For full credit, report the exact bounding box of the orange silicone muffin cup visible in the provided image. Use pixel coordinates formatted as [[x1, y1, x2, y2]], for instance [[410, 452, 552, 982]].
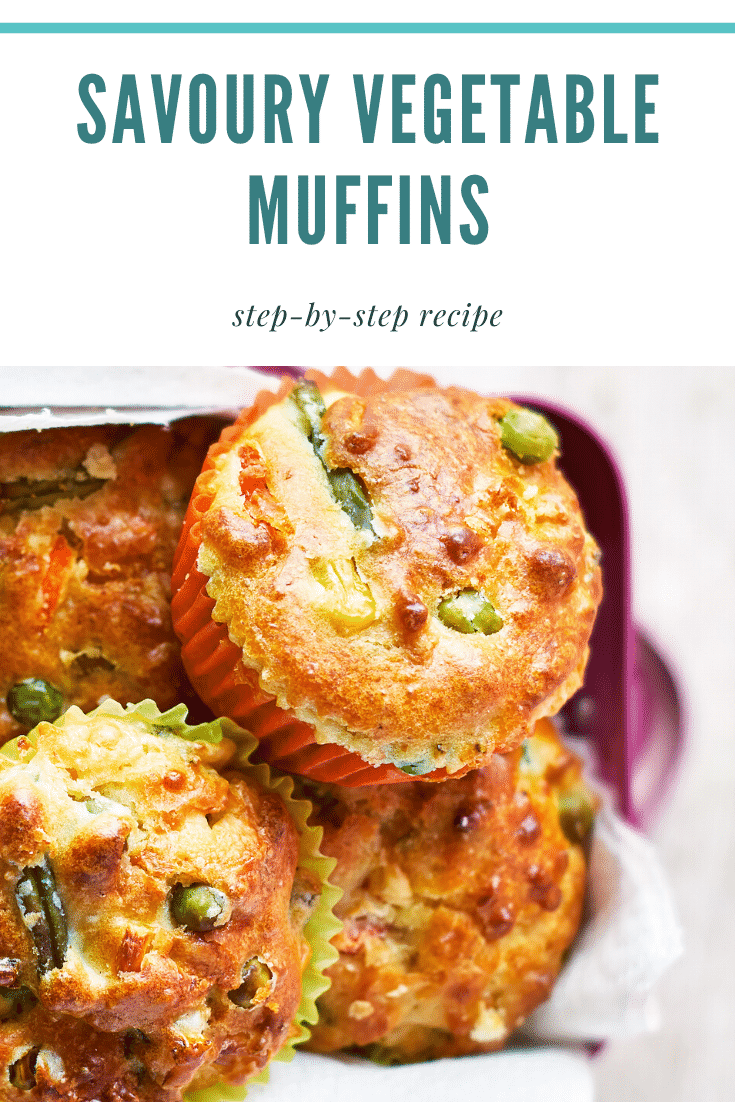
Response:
[[171, 367, 471, 787]]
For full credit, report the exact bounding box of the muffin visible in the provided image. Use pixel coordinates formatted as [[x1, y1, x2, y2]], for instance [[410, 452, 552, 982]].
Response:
[[172, 369, 602, 783], [304, 718, 595, 1062], [0, 701, 319, 1099], [0, 420, 218, 742]]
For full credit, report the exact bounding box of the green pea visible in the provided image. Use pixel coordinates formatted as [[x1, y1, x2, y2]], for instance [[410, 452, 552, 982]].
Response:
[[229, 958, 273, 1008], [438, 590, 503, 635], [9, 1048, 39, 1091], [558, 789, 596, 844], [170, 883, 229, 933], [499, 408, 559, 464], [327, 469, 374, 531], [7, 679, 64, 728], [472, 600, 505, 635]]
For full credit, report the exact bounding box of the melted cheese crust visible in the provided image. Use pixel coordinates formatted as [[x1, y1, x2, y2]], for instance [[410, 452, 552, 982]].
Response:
[[0, 421, 218, 741], [305, 719, 589, 1060], [200, 384, 602, 774], [0, 710, 304, 1097]]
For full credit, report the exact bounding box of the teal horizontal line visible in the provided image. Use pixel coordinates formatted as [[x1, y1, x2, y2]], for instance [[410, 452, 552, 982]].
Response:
[[0, 22, 734, 34]]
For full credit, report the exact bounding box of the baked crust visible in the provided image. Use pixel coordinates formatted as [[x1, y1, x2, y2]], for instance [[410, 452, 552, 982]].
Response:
[[304, 718, 590, 1060], [0, 421, 217, 741], [197, 380, 602, 774], [0, 709, 305, 1098]]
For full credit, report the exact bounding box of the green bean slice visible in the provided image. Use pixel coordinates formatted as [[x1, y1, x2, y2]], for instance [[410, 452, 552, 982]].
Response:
[[170, 883, 228, 933], [9, 1048, 39, 1091], [290, 380, 374, 533], [1, 475, 105, 513], [34, 859, 69, 968], [16, 857, 68, 973], [16, 874, 54, 973], [289, 379, 327, 444], [7, 678, 64, 727], [438, 589, 503, 635], [498, 408, 558, 464], [327, 468, 374, 531]]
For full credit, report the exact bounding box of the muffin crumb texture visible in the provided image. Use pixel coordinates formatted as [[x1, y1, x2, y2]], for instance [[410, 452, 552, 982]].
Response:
[[304, 718, 592, 1062], [0, 420, 219, 742], [194, 378, 602, 775], [0, 707, 306, 1099]]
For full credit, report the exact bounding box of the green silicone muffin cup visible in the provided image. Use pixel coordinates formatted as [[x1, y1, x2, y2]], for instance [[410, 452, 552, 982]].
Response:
[[1, 698, 342, 1102]]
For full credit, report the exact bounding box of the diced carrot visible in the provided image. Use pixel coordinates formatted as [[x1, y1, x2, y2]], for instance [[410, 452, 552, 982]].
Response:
[[238, 444, 269, 498], [40, 535, 75, 626]]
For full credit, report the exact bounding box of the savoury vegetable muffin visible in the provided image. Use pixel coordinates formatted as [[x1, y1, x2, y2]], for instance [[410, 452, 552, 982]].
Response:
[[304, 718, 595, 1062], [0, 420, 218, 742], [0, 703, 314, 1099], [173, 370, 602, 782]]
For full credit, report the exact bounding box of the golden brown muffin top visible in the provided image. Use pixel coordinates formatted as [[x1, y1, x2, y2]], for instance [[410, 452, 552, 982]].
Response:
[[198, 377, 602, 775], [305, 718, 594, 1061], [0, 1004, 216, 1102], [0, 707, 306, 1097], [0, 420, 218, 741]]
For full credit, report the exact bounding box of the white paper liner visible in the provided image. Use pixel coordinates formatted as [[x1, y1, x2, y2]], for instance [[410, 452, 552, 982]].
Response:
[[241, 798, 682, 1102], [527, 806, 683, 1042], [0, 381, 685, 1099], [0, 366, 278, 430], [246, 1049, 595, 1102], [0, 406, 240, 431], [524, 733, 683, 1043]]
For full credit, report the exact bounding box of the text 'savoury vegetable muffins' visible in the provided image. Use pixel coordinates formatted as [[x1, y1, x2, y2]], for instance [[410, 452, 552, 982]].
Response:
[[172, 369, 602, 785], [304, 718, 596, 1062], [0, 701, 335, 1101], [0, 420, 219, 742]]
